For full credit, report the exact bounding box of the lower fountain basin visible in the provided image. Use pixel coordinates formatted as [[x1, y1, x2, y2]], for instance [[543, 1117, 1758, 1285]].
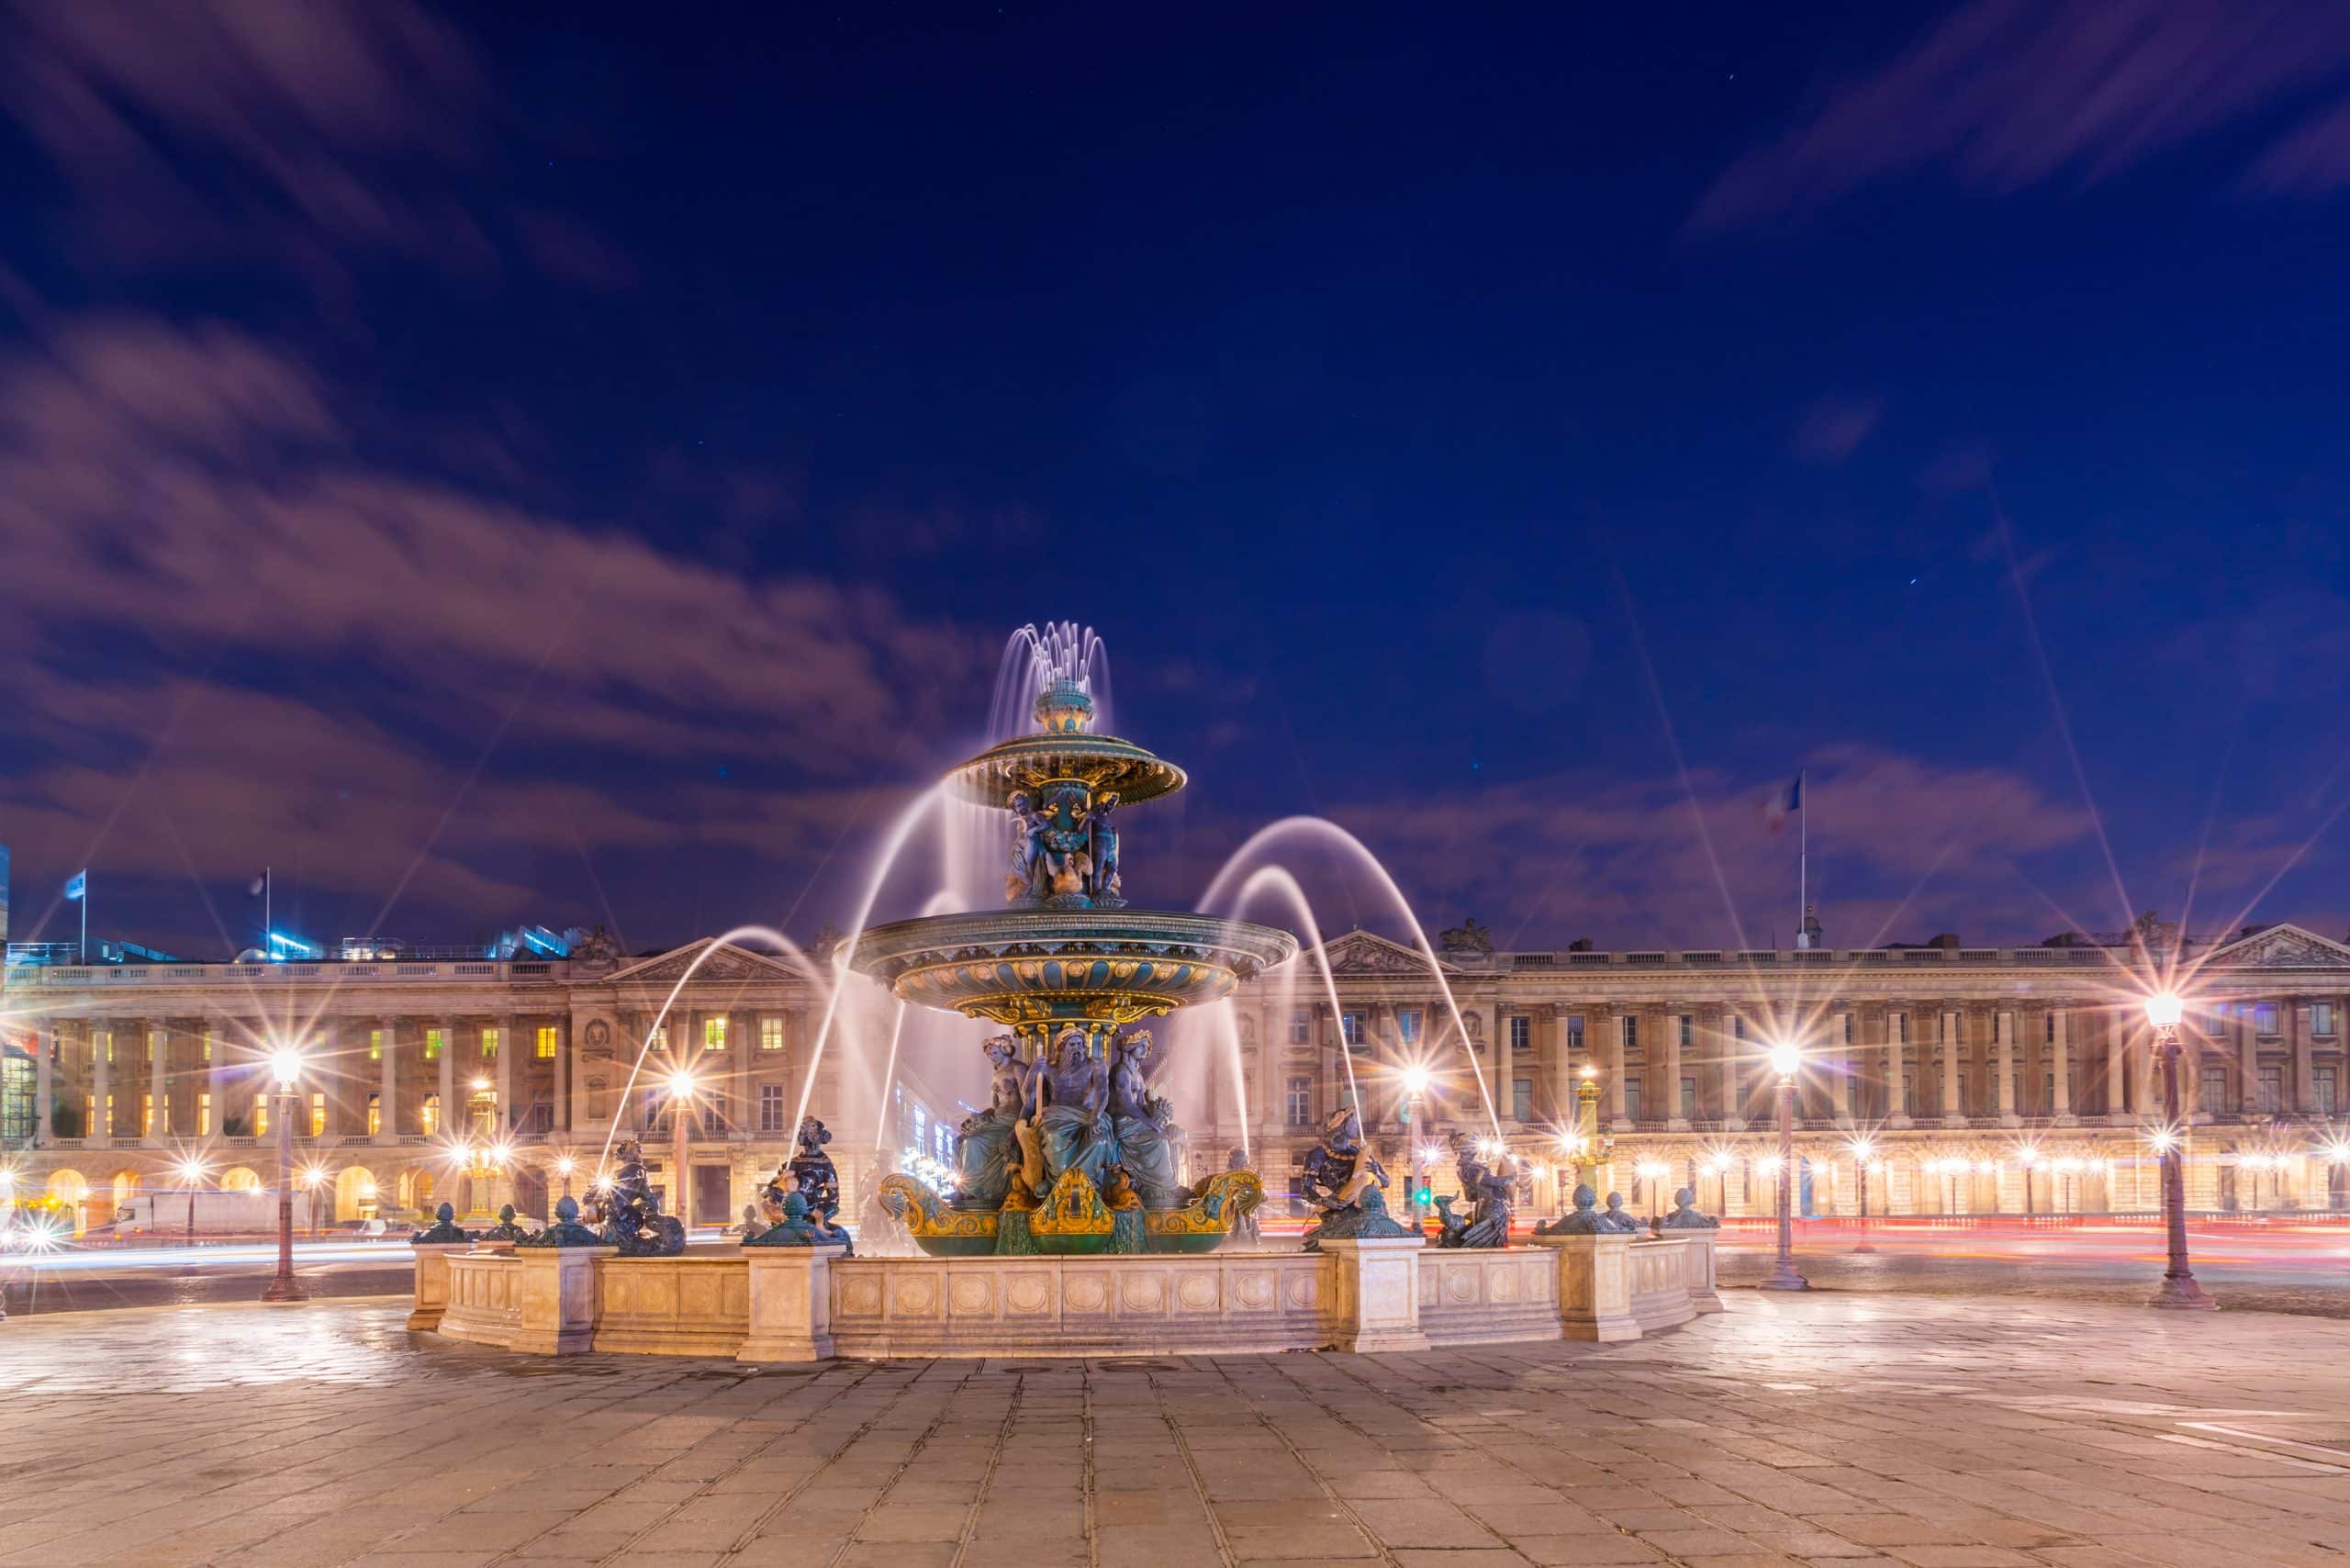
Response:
[[848, 908, 1296, 1028], [879, 1169, 1262, 1257]]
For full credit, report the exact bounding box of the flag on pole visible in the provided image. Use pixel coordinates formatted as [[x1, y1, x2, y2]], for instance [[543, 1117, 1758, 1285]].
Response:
[[1761, 776, 1803, 834], [62, 869, 86, 901], [247, 874, 267, 897]]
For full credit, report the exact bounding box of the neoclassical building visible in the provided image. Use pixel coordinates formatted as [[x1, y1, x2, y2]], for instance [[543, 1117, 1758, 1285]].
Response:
[[6, 920, 2350, 1228]]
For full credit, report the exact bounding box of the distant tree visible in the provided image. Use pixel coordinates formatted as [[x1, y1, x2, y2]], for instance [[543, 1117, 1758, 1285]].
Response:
[[222, 1114, 250, 1137], [49, 1103, 83, 1138]]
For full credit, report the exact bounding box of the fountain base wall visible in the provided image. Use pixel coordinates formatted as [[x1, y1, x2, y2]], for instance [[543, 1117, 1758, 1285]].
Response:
[[426, 1232, 1715, 1360]]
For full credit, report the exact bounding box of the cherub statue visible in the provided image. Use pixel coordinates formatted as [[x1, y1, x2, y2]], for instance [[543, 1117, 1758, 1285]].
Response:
[[1600, 1192, 1646, 1234], [1224, 1146, 1262, 1246], [1433, 1140, 1514, 1249], [1005, 790, 1050, 903], [1036, 782, 1094, 900], [1659, 1186, 1719, 1230], [1533, 1182, 1607, 1236], [1300, 1106, 1412, 1250], [1089, 790, 1124, 903], [1102, 1164, 1144, 1211]]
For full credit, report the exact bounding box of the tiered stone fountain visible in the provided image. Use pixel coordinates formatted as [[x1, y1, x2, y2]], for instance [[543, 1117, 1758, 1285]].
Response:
[[852, 676, 1294, 1255]]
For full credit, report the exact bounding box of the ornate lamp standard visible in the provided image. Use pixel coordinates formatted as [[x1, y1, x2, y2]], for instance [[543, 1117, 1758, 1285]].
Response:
[[173, 1153, 208, 1248], [298, 1163, 330, 1238], [1847, 1137, 1876, 1252], [1399, 1065, 1430, 1226], [554, 1153, 577, 1204], [2145, 992, 2215, 1310], [1763, 1040, 1808, 1290], [665, 1068, 699, 1232], [261, 1047, 308, 1304], [1575, 1063, 1602, 1188]]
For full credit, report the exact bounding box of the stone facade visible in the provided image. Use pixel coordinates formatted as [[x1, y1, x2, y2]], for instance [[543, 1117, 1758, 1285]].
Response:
[[9, 923, 2350, 1225]]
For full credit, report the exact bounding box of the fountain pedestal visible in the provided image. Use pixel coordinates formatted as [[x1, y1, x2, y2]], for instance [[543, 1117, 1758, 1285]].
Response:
[[740, 1245, 846, 1362], [510, 1246, 614, 1355], [1321, 1237, 1431, 1353], [406, 1242, 471, 1331]]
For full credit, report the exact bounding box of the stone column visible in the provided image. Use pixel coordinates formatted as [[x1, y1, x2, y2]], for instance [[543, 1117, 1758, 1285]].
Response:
[[1487, 1000, 1508, 1128], [2104, 1010, 2131, 1125], [1607, 1010, 1631, 1129], [205, 1017, 225, 1139], [32, 1019, 53, 1148], [1718, 1008, 1745, 1130], [2291, 997, 2315, 1114], [1940, 1008, 1964, 1127], [91, 1022, 111, 1146], [2237, 1003, 2259, 1115], [1548, 1003, 1573, 1123], [1882, 1008, 1910, 1128], [498, 1014, 517, 1140], [2051, 1006, 2074, 1124], [144, 1017, 164, 1144], [1660, 1006, 1686, 1129], [378, 1016, 399, 1143], [439, 1016, 457, 1139], [1996, 1008, 2019, 1126], [553, 1018, 570, 1133], [1830, 1009, 1853, 1126]]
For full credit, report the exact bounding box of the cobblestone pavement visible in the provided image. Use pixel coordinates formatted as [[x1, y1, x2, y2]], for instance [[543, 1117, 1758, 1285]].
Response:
[[9, 1294, 2350, 1568]]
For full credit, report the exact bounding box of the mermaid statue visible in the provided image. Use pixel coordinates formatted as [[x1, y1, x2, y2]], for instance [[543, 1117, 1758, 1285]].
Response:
[[951, 1035, 1032, 1209]]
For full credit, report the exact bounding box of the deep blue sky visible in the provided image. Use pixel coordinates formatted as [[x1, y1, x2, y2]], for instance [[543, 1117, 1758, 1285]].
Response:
[[3, 1, 2349, 959]]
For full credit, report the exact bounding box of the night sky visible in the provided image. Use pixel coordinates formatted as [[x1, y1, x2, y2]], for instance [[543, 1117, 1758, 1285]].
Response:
[[5, 2, 2350, 962]]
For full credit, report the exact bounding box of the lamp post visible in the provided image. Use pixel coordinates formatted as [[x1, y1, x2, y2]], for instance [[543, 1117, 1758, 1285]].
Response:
[[666, 1069, 698, 1233], [2146, 993, 2214, 1310], [261, 1047, 308, 1304], [1399, 1066, 1429, 1226], [1763, 1040, 1807, 1290], [1848, 1138, 1875, 1252], [554, 1154, 576, 1204], [2020, 1148, 2040, 1217], [174, 1154, 207, 1248], [1575, 1064, 1601, 1189], [299, 1164, 329, 1238]]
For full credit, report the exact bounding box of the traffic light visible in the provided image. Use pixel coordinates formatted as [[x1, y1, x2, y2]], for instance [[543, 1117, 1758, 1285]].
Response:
[[1413, 1184, 1433, 1206]]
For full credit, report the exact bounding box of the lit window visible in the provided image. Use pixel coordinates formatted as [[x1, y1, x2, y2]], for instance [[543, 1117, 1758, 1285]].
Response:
[[369, 1029, 383, 1061], [254, 1095, 269, 1135], [481, 1028, 499, 1059], [201, 1029, 212, 1062], [537, 1025, 558, 1058], [421, 1093, 441, 1137], [310, 1092, 326, 1136], [198, 1092, 212, 1136], [650, 1025, 668, 1052], [425, 1029, 443, 1060], [142, 1092, 154, 1136], [760, 1017, 783, 1052], [367, 1093, 382, 1136], [148, 1031, 160, 1064], [704, 1016, 727, 1052], [103, 1031, 114, 1065]]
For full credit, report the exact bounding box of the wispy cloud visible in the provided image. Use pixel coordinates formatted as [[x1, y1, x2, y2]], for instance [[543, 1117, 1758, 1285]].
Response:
[[1792, 396, 1881, 464], [1694, 1, 2350, 230]]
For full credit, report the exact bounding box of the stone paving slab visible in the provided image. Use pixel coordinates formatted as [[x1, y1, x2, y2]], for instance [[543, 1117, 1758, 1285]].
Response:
[[6, 1294, 2350, 1566]]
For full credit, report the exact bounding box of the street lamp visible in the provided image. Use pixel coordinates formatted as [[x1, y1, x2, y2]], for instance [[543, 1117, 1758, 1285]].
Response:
[[174, 1153, 208, 1248], [1763, 1040, 1807, 1290], [2018, 1146, 2041, 1218], [2144, 992, 2213, 1310], [1400, 1065, 1431, 1226], [298, 1163, 330, 1238], [666, 1068, 699, 1232], [554, 1153, 577, 1203], [1847, 1137, 1876, 1252], [1575, 1063, 1602, 1189], [262, 1047, 308, 1304]]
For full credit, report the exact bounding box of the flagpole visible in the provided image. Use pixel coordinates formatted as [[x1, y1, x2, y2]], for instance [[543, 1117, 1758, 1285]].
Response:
[[81, 874, 88, 966], [1797, 769, 1807, 947], [264, 867, 272, 953]]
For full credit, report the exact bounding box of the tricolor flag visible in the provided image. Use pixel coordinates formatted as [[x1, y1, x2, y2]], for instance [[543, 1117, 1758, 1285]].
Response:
[[1762, 775, 1803, 834], [62, 869, 86, 901]]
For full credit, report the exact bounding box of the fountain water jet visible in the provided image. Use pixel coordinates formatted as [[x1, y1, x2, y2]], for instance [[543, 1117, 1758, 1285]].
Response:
[[1202, 817, 1503, 1137]]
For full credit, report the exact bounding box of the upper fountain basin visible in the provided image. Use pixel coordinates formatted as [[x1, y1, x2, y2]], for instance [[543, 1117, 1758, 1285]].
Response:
[[946, 730, 1186, 810], [849, 908, 1297, 1027]]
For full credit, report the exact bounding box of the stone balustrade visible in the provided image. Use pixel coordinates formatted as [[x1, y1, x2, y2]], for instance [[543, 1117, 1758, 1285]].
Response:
[[428, 1231, 1715, 1360]]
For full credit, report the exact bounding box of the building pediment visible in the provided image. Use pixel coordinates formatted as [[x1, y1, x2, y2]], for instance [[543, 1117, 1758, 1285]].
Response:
[[2201, 923, 2350, 969], [1316, 929, 1456, 976], [605, 938, 810, 991]]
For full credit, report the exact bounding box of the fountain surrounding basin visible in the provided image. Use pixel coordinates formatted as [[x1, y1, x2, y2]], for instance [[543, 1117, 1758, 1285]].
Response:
[[851, 674, 1294, 1255]]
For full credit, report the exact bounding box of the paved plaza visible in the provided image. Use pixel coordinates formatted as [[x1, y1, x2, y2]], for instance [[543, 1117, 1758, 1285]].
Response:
[[8, 1294, 2350, 1568]]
